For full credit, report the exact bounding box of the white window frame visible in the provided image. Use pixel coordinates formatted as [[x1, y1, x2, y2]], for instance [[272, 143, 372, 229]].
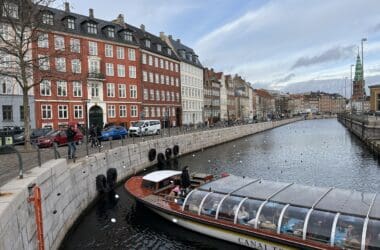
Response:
[[116, 47, 124, 59], [108, 105, 116, 118], [130, 85, 137, 99], [107, 83, 115, 97], [118, 84, 126, 98], [71, 59, 81, 73], [74, 105, 83, 119], [54, 35, 65, 50], [73, 81, 82, 97], [142, 71, 148, 82], [117, 64, 125, 77], [57, 80, 67, 97], [70, 38, 80, 53], [130, 105, 138, 117], [128, 48, 136, 61], [88, 41, 98, 56], [40, 80, 51, 96], [58, 105, 68, 119], [55, 58, 66, 72], [105, 44, 113, 57], [37, 33, 49, 48], [129, 66, 136, 78], [41, 105, 52, 119], [106, 63, 114, 76], [142, 54, 147, 64], [119, 105, 127, 118]]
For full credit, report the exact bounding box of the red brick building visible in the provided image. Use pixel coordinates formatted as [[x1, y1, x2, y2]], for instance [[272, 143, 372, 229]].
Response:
[[135, 28, 181, 127], [33, 5, 142, 129]]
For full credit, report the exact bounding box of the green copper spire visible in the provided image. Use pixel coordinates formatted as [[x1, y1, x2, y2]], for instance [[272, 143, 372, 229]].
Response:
[[354, 53, 363, 81]]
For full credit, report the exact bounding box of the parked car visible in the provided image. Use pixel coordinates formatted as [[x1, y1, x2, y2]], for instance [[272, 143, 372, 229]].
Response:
[[100, 126, 128, 141], [37, 129, 83, 148], [12, 128, 52, 145], [129, 120, 161, 137]]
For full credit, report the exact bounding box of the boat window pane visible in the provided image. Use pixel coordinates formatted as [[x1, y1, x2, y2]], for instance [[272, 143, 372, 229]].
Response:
[[334, 214, 364, 249], [365, 219, 380, 249], [200, 193, 225, 218], [237, 199, 263, 227], [306, 210, 335, 244], [218, 196, 244, 222], [258, 202, 285, 232], [280, 206, 309, 238], [183, 190, 208, 214]]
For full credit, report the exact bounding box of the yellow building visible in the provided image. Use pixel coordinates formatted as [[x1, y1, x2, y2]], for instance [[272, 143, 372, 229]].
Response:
[[369, 85, 380, 112]]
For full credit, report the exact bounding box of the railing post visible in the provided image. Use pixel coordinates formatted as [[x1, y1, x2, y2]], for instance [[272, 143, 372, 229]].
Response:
[[27, 184, 45, 250]]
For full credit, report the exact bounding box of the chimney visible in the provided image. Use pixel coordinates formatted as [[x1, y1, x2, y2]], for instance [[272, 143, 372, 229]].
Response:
[[159, 31, 165, 40], [113, 14, 125, 25], [89, 8, 94, 18], [140, 24, 145, 32], [177, 38, 181, 43], [64, 2, 70, 12]]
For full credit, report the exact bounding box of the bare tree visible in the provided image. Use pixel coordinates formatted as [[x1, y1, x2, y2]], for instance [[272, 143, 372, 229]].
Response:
[[0, 0, 67, 150]]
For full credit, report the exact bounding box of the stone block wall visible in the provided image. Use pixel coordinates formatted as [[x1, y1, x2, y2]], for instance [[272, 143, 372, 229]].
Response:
[[0, 118, 299, 250]]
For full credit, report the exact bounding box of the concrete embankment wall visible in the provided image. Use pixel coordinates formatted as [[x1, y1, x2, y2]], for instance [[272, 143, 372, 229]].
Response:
[[0, 118, 300, 250]]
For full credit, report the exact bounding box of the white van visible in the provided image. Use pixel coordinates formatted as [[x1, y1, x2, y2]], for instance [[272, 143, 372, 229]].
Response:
[[129, 120, 161, 137]]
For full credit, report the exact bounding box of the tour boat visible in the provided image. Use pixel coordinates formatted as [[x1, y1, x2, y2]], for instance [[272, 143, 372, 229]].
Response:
[[125, 170, 380, 249]]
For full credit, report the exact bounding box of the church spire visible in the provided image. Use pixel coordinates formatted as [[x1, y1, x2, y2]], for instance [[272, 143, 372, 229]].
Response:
[[354, 52, 363, 82]]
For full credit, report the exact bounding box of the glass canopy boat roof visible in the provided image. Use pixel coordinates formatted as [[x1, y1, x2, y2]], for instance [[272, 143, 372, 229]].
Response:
[[182, 175, 380, 249]]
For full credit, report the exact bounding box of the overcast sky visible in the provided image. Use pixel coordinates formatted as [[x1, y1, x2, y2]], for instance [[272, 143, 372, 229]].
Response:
[[60, 0, 380, 92]]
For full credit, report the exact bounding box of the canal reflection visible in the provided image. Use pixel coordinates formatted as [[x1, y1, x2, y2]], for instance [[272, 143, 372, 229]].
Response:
[[61, 119, 380, 249]]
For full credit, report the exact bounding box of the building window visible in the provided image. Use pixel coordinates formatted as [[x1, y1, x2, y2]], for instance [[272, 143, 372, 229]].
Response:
[[108, 105, 115, 118], [57, 81, 67, 96], [73, 81, 82, 97], [74, 105, 83, 119], [143, 89, 148, 100], [71, 59, 81, 73], [170, 76, 174, 85], [142, 71, 148, 82], [117, 65, 125, 77], [148, 55, 153, 66], [165, 61, 169, 70], [160, 59, 164, 68], [155, 73, 159, 84], [19, 106, 24, 121], [154, 57, 158, 67], [156, 90, 160, 101], [167, 48, 172, 55], [130, 105, 137, 117], [142, 54, 147, 64], [160, 75, 164, 84], [161, 90, 165, 101], [171, 92, 175, 102], [149, 72, 153, 83], [37, 33, 49, 48], [54, 35, 65, 50], [151, 107, 155, 117], [67, 18, 75, 29], [175, 64, 178, 72], [150, 89, 154, 100], [129, 66, 136, 78], [42, 13, 53, 25], [38, 55, 49, 70], [88, 41, 98, 56], [176, 93, 179, 101], [175, 78, 179, 86], [107, 83, 115, 97], [156, 44, 162, 51], [41, 105, 52, 119], [105, 44, 113, 57], [165, 76, 169, 85], [145, 39, 150, 48], [119, 105, 127, 117], [106, 63, 114, 76], [40, 80, 51, 96], [130, 85, 137, 99], [107, 27, 115, 38], [55, 58, 66, 72], [91, 83, 99, 98], [118, 84, 126, 98], [128, 48, 135, 61], [87, 23, 97, 34], [116, 47, 124, 59], [170, 62, 173, 71], [166, 92, 170, 101], [123, 31, 133, 41], [3, 2, 18, 18], [58, 105, 68, 119], [157, 107, 161, 117], [144, 107, 149, 118], [2, 105, 12, 121], [70, 38, 80, 53], [89, 60, 100, 73]]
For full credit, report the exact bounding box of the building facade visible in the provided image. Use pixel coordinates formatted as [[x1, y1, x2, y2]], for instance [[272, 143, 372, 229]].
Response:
[[203, 68, 221, 124], [352, 53, 365, 101], [164, 35, 203, 126]]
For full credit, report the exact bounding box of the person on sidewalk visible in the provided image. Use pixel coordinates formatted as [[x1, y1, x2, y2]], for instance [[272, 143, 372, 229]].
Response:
[[66, 125, 77, 159]]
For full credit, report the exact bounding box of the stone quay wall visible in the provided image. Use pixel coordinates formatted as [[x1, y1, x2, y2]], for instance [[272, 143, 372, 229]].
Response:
[[0, 118, 300, 250]]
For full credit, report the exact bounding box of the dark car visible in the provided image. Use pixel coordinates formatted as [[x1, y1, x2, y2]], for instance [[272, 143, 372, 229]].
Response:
[[100, 126, 128, 141], [12, 128, 52, 145], [38, 129, 83, 148]]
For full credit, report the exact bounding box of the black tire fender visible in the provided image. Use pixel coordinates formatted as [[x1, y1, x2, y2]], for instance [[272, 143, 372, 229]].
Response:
[[148, 148, 157, 162]]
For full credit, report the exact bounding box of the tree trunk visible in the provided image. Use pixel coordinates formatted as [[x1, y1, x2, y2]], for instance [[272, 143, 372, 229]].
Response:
[[23, 87, 32, 151]]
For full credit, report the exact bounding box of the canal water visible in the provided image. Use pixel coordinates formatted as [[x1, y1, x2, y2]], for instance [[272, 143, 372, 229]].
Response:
[[61, 119, 380, 249]]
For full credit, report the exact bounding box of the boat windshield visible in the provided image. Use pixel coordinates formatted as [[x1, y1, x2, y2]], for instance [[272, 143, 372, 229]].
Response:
[[334, 214, 364, 249], [365, 219, 380, 249], [280, 205, 309, 238], [183, 190, 208, 214], [142, 180, 156, 190]]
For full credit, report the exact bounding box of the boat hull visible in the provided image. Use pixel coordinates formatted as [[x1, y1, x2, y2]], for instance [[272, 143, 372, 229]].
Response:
[[149, 206, 296, 250]]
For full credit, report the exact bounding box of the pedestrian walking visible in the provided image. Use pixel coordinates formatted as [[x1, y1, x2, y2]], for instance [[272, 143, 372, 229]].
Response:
[[96, 125, 102, 147], [89, 124, 97, 147], [66, 125, 77, 159]]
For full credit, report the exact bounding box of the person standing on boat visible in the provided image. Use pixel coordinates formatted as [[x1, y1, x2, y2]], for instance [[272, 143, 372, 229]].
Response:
[[181, 166, 191, 195]]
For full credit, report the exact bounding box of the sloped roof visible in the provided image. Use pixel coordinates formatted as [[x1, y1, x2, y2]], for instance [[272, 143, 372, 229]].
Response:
[[168, 37, 203, 68]]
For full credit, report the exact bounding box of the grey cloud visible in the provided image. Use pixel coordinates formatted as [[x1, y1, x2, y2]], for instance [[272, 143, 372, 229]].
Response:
[[277, 73, 296, 83], [291, 45, 356, 70], [372, 23, 380, 32]]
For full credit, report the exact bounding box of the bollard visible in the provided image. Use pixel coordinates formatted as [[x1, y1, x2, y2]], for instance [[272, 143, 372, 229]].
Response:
[[109, 137, 113, 149], [53, 142, 60, 159]]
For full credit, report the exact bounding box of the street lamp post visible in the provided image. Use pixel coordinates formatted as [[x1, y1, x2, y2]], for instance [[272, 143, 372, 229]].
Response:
[[361, 38, 367, 113], [350, 64, 354, 114], [344, 77, 347, 112], [84, 100, 90, 156]]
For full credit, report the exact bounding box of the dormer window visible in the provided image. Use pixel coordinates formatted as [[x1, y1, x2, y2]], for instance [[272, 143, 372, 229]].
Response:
[[42, 13, 54, 25], [145, 39, 151, 48], [67, 18, 75, 29], [179, 50, 185, 58], [87, 23, 97, 34], [187, 53, 193, 61], [122, 31, 133, 42], [3, 2, 18, 19], [157, 44, 161, 52], [107, 27, 115, 38], [167, 48, 171, 55]]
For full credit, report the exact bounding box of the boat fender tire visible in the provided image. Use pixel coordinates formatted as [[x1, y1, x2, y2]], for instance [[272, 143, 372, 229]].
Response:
[[157, 153, 165, 164], [165, 148, 172, 160], [148, 148, 156, 162], [96, 174, 107, 193], [106, 168, 117, 190], [173, 145, 179, 156]]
